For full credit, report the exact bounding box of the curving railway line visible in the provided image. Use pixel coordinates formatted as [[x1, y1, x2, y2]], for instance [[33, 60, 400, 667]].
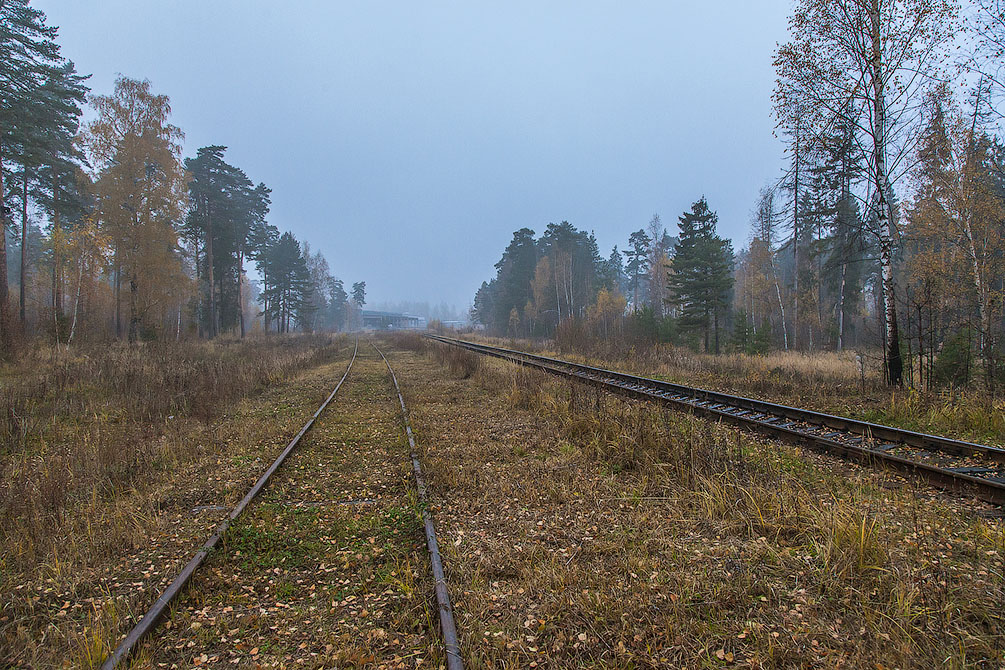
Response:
[[428, 334, 1005, 505], [99, 339, 463, 670]]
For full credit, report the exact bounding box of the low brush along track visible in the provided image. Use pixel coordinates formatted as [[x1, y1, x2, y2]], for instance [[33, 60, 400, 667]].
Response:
[[428, 334, 1005, 505], [100, 339, 463, 669]]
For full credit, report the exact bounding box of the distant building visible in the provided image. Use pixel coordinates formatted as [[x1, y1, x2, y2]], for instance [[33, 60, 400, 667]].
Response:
[[361, 310, 425, 330]]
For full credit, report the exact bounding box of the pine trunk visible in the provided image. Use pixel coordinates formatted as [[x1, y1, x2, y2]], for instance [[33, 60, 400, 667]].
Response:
[[20, 171, 28, 323], [205, 203, 216, 338], [837, 262, 847, 351], [52, 171, 63, 322], [238, 250, 246, 338], [0, 138, 14, 359]]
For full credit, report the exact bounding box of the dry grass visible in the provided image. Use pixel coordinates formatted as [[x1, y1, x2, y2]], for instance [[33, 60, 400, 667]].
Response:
[[0, 334, 352, 668], [400, 344, 1005, 668], [469, 334, 1005, 447], [0, 335, 348, 575], [388, 332, 481, 378]]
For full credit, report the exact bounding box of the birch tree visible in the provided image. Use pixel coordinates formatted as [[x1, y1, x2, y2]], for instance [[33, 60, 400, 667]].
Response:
[[775, 0, 959, 384], [84, 77, 189, 342]]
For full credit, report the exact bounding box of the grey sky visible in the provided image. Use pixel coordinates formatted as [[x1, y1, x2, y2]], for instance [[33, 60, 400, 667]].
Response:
[[37, 1, 791, 311]]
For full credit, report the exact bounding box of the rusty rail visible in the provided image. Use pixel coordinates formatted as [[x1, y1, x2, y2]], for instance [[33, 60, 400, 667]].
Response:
[[373, 342, 464, 670], [428, 335, 1005, 505], [100, 337, 359, 670]]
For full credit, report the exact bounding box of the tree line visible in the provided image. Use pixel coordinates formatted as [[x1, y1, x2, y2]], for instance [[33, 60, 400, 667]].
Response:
[[472, 197, 735, 353], [0, 1, 366, 357], [475, 0, 1005, 392]]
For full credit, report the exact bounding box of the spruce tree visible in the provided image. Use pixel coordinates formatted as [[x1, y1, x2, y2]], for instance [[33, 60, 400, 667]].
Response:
[[669, 197, 734, 353]]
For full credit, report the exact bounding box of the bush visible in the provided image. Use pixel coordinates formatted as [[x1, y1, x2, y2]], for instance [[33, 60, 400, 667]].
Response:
[[932, 329, 973, 389]]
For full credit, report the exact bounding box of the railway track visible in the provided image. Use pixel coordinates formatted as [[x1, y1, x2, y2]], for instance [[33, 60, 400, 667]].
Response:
[[374, 342, 463, 670], [100, 339, 463, 669], [428, 334, 1005, 505]]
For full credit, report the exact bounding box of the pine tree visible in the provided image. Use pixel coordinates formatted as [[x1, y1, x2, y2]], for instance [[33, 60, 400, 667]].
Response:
[[669, 197, 734, 353], [351, 281, 366, 308], [624, 229, 650, 312], [263, 232, 310, 333], [0, 1, 87, 355], [490, 228, 537, 332], [329, 277, 348, 331], [184, 146, 268, 337], [597, 245, 623, 293]]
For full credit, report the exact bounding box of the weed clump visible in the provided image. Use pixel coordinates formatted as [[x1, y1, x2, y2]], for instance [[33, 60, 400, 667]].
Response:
[[387, 331, 429, 354], [430, 342, 480, 379]]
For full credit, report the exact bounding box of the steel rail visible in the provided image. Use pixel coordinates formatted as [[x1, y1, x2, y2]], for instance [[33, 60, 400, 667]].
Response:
[[100, 337, 359, 670], [428, 335, 1005, 505], [373, 342, 464, 670]]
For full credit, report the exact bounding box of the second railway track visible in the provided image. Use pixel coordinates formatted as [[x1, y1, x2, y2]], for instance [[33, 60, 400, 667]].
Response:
[[100, 339, 463, 669], [428, 334, 1005, 505]]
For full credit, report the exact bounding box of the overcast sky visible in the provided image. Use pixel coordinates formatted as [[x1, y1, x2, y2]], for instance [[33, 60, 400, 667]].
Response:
[[37, 1, 791, 311]]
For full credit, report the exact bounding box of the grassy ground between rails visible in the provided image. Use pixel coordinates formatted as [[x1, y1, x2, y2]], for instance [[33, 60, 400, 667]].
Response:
[[141, 349, 437, 669], [0, 337, 354, 668], [390, 334, 1005, 669], [461, 334, 1005, 448]]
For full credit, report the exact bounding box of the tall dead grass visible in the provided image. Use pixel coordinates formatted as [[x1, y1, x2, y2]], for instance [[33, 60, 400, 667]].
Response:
[[392, 333, 482, 379], [0, 334, 347, 573], [503, 363, 1005, 665], [466, 334, 1005, 445]]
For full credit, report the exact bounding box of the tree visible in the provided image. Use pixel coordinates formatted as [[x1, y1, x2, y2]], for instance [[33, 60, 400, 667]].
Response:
[[249, 219, 279, 331], [598, 245, 624, 294], [352, 281, 366, 308], [472, 280, 494, 327], [184, 146, 268, 337], [84, 77, 189, 342], [906, 87, 1005, 389], [64, 217, 108, 345], [624, 229, 650, 312], [587, 287, 627, 339], [263, 232, 310, 333], [0, 1, 87, 355], [490, 228, 537, 332], [537, 221, 598, 325], [645, 214, 670, 316], [969, 1, 1005, 117], [775, 0, 959, 384], [669, 197, 734, 353], [301, 243, 335, 333], [329, 277, 349, 331]]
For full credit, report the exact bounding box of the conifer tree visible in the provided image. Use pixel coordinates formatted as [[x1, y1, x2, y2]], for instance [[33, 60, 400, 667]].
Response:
[[669, 197, 734, 353], [624, 229, 650, 312], [351, 281, 366, 308], [0, 1, 87, 355], [263, 232, 310, 333], [184, 146, 268, 337]]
